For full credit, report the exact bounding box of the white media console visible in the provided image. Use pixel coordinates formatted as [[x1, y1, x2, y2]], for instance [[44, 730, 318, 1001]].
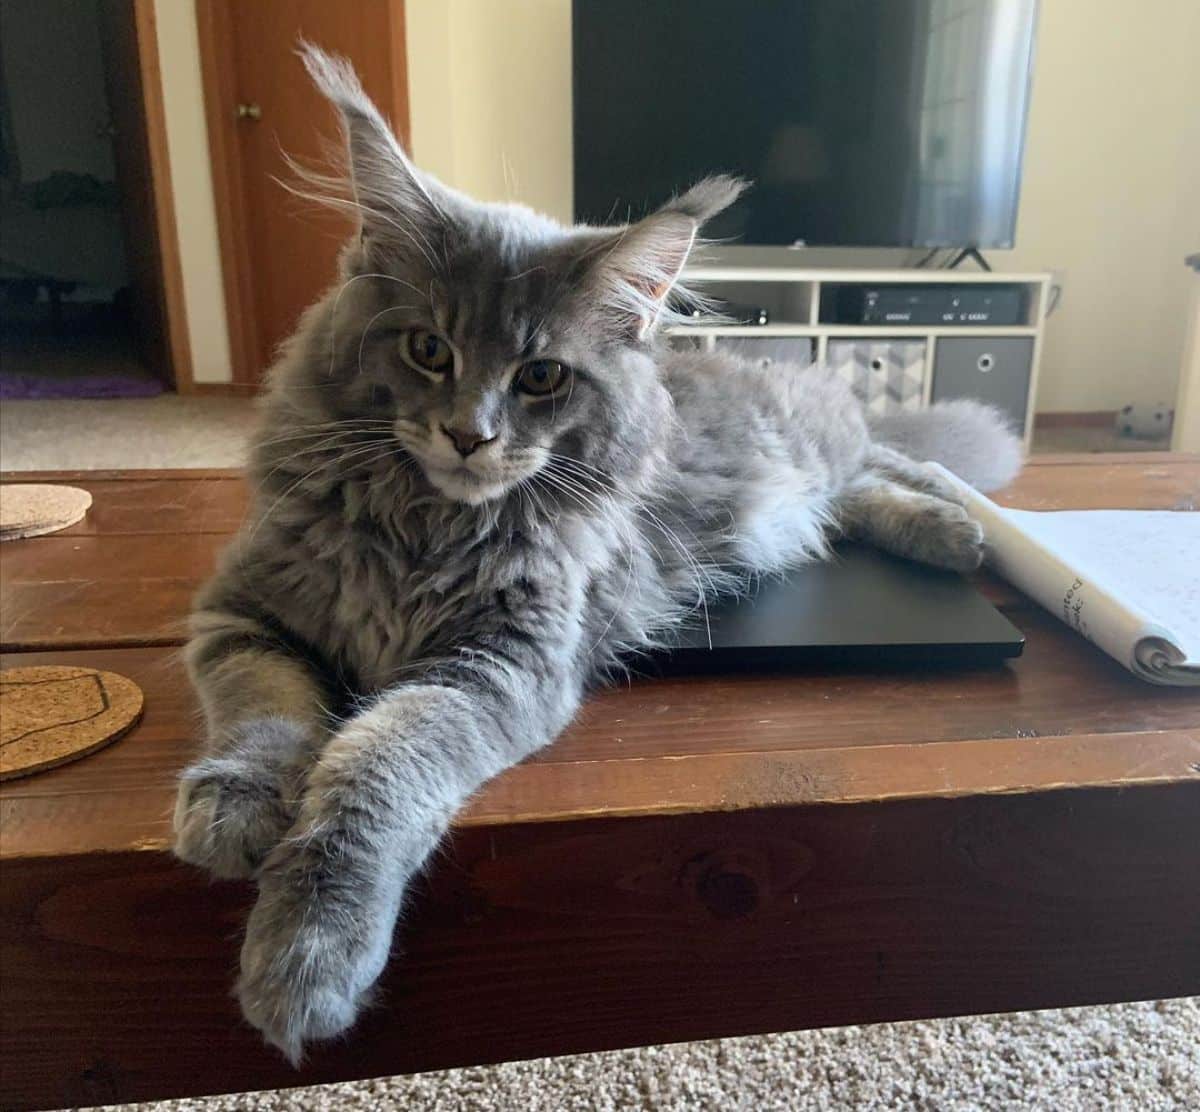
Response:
[[672, 268, 1053, 448]]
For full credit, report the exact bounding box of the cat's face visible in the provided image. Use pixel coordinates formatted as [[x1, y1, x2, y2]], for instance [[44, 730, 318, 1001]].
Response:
[[368, 320, 579, 507], [336, 218, 669, 506], [286, 47, 743, 507]]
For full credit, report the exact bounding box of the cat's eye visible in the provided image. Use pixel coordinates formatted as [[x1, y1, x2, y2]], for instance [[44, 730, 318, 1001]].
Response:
[[514, 359, 569, 397], [401, 329, 453, 374]]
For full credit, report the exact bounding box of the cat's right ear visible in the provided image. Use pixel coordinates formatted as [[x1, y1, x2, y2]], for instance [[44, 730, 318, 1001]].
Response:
[[297, 42, 446, 259]]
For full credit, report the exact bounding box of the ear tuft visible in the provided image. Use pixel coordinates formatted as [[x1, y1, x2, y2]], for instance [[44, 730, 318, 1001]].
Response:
[[298, 41, 390, 139], [583, 176, 749, 339], [291, 41, 447, 263], [659, 175, 749, 225], [296, 40, 411, 182]]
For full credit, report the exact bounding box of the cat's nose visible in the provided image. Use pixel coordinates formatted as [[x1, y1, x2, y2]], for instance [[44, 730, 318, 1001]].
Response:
[[441, 424, 496, 458]]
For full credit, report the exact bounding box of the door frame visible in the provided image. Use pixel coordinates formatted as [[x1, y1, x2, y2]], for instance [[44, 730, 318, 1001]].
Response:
[[1172, 259, 1200, 451], [143, 0, 196, 392], [195, 0, 411, 387]]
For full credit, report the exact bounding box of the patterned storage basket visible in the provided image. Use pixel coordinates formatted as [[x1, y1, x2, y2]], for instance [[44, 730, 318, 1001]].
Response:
[[826, 339, 926, 414]]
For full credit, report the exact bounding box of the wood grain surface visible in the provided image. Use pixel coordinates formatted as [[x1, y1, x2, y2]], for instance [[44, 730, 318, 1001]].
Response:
[[1, 455, 1198, 1109], [2, 455, 1197, 650], [2, 619, 1198, 859]]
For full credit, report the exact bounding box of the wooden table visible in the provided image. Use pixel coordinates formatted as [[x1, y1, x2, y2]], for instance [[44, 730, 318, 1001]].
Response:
[[2, 456, 1198, 1110]]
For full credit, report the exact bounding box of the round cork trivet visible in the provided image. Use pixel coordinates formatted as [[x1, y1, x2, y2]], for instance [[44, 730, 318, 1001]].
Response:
[[0, 666, 143, 781], [0, 484, 93, 541]]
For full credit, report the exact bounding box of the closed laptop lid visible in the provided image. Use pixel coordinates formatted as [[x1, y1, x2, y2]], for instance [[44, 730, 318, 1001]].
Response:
[[659, 543, 1024, 673]]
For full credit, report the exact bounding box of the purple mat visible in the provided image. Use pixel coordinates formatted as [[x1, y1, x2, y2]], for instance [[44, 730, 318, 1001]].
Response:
[[0, 372, 164, 399]]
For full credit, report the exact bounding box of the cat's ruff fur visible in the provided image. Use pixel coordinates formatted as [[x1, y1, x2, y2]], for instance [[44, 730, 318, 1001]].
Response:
[[173, 45, 1022, 1062]]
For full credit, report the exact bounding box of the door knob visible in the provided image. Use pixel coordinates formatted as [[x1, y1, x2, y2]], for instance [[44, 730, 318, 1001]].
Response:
[[236, 103, 262, 121]]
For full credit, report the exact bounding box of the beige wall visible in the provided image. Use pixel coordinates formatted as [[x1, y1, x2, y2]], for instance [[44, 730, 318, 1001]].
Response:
[[406, 0, 573, 220], [153, 0, 232, 384], [999, 0, 1200, 412]]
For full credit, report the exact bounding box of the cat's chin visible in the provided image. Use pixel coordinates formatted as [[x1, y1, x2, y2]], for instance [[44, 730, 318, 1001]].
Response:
[[422, 464, 512, 506]]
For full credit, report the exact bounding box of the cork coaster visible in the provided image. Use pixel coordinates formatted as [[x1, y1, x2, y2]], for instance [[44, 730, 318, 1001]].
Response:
[[0, 484, 93, 541], [0, 666, 143, 781]]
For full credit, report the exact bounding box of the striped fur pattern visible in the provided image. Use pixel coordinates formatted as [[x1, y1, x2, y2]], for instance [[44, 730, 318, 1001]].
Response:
[[173, 47, 1023, 1061]]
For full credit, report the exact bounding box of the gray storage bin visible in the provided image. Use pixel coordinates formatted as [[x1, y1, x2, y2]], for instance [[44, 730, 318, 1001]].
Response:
[[717, 336, 815, 369], [931, 337, 1033, 428], [827, 338, 926, 414]]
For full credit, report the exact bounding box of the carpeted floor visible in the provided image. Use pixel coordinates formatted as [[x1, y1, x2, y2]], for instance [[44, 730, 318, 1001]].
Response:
[[94, 998, 1198, 1111], [0, 396, 257, 471]]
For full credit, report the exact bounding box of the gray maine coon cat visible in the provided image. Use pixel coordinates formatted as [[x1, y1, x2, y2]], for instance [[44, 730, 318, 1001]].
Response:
[[173, 47, 1022, 1062]]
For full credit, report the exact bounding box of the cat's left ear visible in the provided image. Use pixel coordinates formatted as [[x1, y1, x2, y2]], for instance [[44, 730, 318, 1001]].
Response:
[[588, 176, 747, 339], [297, 42, 447, 259]]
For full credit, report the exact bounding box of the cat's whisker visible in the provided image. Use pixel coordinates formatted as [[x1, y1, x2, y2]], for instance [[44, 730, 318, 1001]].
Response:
[[530, 469, 644, 653], [321, 271, 432, 379], [257, 430, 396, 484], [356, 305, 417, 379], [533, 471, 697, 617], [547, 455, 733, 592], [281, 152, 444, 276], [548, 460, 723, 611], [246, 438, 411, 545], [255, 419, 396, 449], [257, 426, 390, 456]]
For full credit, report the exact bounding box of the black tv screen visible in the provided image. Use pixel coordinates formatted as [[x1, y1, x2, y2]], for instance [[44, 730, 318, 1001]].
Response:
[[573, 0, 1038, 248]]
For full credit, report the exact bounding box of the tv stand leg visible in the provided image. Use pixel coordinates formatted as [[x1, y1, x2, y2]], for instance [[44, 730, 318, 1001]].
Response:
[[945, 246, 992, 271]]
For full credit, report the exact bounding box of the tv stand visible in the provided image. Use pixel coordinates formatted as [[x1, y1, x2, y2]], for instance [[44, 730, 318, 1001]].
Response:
[[672, 266, 1052, 447], [944, 246, 993, 272]]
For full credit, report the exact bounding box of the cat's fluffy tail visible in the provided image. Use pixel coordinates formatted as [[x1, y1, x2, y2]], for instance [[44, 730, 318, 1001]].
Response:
[[869, 399, 1023, 492]]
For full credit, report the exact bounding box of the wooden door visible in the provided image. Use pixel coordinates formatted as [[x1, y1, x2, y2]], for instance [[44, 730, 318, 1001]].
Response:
[[198, 1, 409, 384]]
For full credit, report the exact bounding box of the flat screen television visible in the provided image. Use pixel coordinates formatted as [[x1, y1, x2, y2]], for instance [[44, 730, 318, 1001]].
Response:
[[572, 0, 1039, 249]]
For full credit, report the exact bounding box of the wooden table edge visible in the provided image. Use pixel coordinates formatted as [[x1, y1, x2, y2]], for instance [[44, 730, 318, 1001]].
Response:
[[4, 728, 1197, 861], [0, 468, 245, 483], [462, 727, 1200, 826], [1020, 451, 1198, 466]]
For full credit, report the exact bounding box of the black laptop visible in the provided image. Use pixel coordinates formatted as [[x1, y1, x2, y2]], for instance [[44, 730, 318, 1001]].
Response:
[[655, 543, 1024, 674]]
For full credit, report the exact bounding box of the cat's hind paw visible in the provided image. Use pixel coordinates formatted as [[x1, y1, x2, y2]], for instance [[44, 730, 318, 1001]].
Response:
[[916, 500, 985, 573]]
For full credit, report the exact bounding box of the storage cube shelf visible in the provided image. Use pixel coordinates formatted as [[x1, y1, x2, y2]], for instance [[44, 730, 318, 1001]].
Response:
[[670, 268, 1052, 444]]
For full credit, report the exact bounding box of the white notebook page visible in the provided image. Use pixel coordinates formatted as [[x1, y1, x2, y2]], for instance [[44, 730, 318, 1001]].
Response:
[[1002, 509, 1200, 664], [929, 464, 1200, 685]]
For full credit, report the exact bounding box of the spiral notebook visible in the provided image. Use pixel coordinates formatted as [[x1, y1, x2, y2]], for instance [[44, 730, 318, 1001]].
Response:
[[932, 465, 1200, 686]]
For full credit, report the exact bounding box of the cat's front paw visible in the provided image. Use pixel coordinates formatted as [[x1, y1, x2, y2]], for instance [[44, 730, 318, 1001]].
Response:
[[173, 720, 308, 879], [236, 842, 398, 1063]]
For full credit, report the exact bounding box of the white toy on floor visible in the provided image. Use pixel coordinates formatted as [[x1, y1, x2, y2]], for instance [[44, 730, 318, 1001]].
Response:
[[1115, 402, 1173, 440]]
